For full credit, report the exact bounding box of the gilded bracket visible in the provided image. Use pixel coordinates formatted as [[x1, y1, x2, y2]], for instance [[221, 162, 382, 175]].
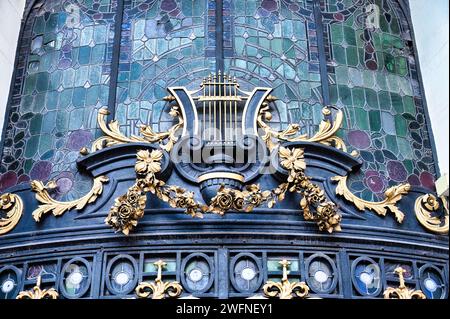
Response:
[[383, 267, 426, 299], [16, 275, 59, 299], [263, 259, 310, 299], [0, 193, 24, 235], [85, 104, 183, 154], [415, 194, 449, 234], [30, 175, 109, 222], [258, 103, 355, 155], [135, 260, 183, 299], [332, 175, 410, 223]]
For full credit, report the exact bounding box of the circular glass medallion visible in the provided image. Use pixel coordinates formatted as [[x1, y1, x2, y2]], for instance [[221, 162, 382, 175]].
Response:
[[241, 267, 256, 281], [114, 271, 130, 286], [313, 270, 329, 283], [424, 278, 437, 292], [419, 266, 445, 299], [352, 258, 381, 296], [67, 271, 83, 286], [1, 279, 15, 294], [189, 269, 203, 282]]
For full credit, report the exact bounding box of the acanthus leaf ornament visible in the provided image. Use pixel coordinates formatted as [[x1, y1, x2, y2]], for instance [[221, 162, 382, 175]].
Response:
[[415, 194, 449, 234], [30, 175, 109, 222], [135, 260, 183, 299], [0, 193, 24, 235], [263, 259, 310, 299], [332, 175, 410, 223], [383, 267, 426, 299], [258, 104, 354, 155], [86, 105, 183, 154], [16, 275, 59, 299]]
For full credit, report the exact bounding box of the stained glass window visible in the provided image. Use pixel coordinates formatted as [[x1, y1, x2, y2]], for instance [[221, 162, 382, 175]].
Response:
[[323, 0, 436, 200], [0, 0, 438, 199], [224, 0, 324, 135], [115, 0, 214, 136]]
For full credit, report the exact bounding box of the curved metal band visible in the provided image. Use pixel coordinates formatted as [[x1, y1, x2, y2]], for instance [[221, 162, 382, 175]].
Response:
[[197, 172, 245, 183]]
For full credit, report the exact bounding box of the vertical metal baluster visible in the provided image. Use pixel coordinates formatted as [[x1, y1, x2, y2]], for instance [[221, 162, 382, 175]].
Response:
[[234, 76, 238, 139], [213, 73, 216, 141], [218, 70, 222, 141], [224, 74, 227, 141], [202, 78, 206, 140]]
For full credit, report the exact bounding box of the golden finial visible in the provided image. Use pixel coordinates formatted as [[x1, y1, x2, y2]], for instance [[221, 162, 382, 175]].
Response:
[[135, 259, 183, 299], [262, 259, 309, 299]]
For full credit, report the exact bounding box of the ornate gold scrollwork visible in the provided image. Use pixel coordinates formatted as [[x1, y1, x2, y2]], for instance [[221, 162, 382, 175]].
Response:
[[258, 104, 353, 154], [30, 175, 109, 222], [331, 175, 410, 223], [383, 267, 426, 299], [84, 105, 183, 154], [415, 194, 449, 234], [135, 260, 183, 299], [263, 259, 310, 299], [0, 193, 23, 235], [16, 275, 59, 299]]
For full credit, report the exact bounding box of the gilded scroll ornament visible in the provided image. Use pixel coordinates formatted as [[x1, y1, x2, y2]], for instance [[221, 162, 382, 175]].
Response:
[[263, 259, 310, 299], [135, 260, 183, 299], [0, 193, 23, 235], [16, 276, 59, 299], [85, 105, 183, 154], [415, 194, 449, 234], [258, 104, 351, 154], [383, 267, 426, 299], [332, 175, 410, 223], [30, 175, 109, 222]]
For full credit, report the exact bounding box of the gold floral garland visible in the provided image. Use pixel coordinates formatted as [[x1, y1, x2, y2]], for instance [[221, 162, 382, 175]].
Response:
[[105, 146, 342, 234]]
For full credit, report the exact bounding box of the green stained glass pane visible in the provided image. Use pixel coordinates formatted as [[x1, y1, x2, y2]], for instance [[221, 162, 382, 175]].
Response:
[[333, 45, 346, 65], [25, 136, 40, 158], [378, 91, 391, 110], [365, 89, 378, 109], [369, 110, 381, 131], [403, 96, 416, 115], [354, 107, 369, 130], [346, 46, 358, 66], [331, 24, 343, 44], [385, 135, 399, 155], [338, 85, 352, 106], [391, 93, 404, 113], [343, 26, 356, 46], [352, 87, 365, 107], [395, 114, 407, 137]]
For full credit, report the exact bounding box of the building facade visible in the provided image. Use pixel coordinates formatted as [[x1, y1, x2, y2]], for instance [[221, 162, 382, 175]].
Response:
[[0, 0, 448, 299]]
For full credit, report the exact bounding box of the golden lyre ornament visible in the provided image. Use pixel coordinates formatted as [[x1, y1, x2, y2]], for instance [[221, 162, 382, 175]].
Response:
[[135, 260, 183, 299], [16, 275, 59, 299], [263, 259, 310, 299], [415, 194, 448, 234], [0, 193, 23, 235], [383, 267, 426, 299]]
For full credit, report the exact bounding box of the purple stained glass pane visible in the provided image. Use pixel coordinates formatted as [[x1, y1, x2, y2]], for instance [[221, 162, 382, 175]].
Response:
[[348, 130, 371, 149]]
